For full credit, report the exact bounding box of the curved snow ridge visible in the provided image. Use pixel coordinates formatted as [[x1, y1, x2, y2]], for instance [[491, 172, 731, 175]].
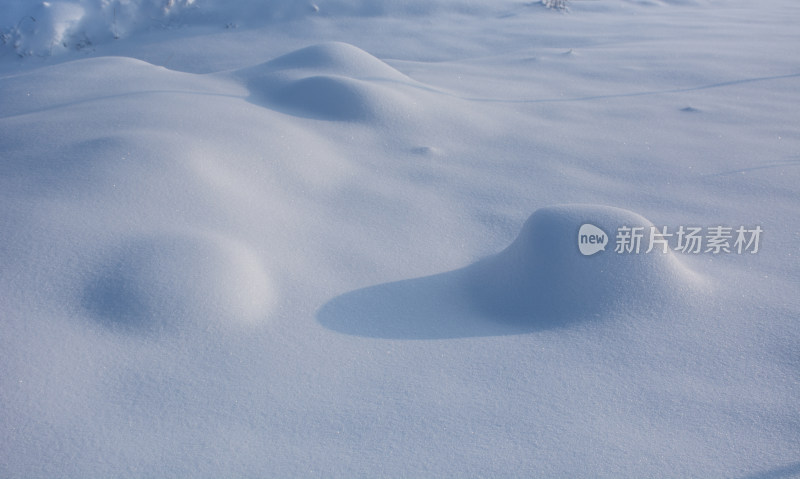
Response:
[[236, 42, 428, 122], [81, 232, 275, 335], [0, 56, 244, 118], [253, 42, 411, 80], [469, 204, 708, 320]]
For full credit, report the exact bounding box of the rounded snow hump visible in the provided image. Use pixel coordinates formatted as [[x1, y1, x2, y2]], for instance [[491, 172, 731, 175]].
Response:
[[469, 204, 707, 321], [318, 204, 709, 339], [236, 42, 425, 122], [82, 232, 274, 335]]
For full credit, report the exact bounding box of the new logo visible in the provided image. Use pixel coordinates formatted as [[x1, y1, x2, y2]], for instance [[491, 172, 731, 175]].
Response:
[[578, 223, 608, 256]]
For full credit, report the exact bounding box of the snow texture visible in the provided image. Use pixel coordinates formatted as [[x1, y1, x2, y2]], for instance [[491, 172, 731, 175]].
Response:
[[1, 0, 799, 477]]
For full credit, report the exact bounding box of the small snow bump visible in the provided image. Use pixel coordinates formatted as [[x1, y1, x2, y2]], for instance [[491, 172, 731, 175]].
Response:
[[82, 233, 274, 335]]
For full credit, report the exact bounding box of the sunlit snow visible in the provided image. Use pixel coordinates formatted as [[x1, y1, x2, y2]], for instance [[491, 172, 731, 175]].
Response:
[[2, 0, 799, 477]]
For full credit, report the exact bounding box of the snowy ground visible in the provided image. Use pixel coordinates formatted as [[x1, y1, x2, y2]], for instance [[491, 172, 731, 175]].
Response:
[[1, 0, 799, 477]]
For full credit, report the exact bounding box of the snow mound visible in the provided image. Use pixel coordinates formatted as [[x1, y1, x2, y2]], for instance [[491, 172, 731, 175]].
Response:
[[254, 42, 410, 79], [318, 205, 708, 339], [237, 42, 422, 122], [265, 74, 415, 121], [470, 204, 706, 320], [82, 233, 274, 334]]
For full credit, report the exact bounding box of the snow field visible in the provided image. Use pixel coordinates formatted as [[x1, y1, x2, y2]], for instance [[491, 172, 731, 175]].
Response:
[[1, 0, 799, 476]]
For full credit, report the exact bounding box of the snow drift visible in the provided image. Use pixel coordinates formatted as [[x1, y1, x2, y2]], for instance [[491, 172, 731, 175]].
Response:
[[2, 0, 798, 476], [0, 0, 509, 58], [319, 205, 708, 339], [0, 0, 197, 57], [236, 42, 425, 122], [82, 232, 274, 334], [469, 204, 707, 319]]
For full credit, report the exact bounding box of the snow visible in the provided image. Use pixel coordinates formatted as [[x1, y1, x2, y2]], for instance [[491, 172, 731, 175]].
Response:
[[83, 232, 275, 332], [237, 42, 427, 122], [2, 0, 799, 477]]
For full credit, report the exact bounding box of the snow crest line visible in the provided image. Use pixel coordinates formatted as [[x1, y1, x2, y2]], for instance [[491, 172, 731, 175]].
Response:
[[0, 89, 242, 119], [460, 71, 800, 104]]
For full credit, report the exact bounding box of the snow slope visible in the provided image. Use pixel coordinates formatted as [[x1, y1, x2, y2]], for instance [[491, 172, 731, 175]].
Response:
[[1, 0, 799, 477]]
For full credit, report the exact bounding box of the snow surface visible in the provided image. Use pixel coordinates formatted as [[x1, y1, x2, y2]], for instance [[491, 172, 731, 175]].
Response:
[[1, 0, 799, 477]]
